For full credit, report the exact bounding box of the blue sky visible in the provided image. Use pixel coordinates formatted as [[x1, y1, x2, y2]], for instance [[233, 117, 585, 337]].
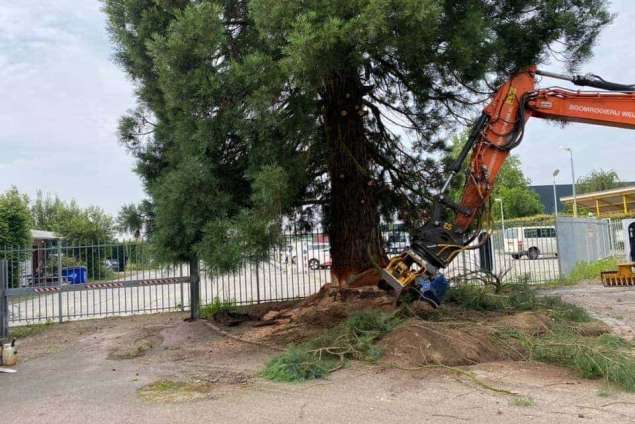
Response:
[[1, 1, 634, 217]]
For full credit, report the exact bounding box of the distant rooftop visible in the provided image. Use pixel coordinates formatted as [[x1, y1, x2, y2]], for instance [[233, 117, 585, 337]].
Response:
[[561, 186, 635, 216]]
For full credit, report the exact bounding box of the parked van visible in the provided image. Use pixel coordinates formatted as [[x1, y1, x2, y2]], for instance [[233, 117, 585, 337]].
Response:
[[503, 226, 557, 260]]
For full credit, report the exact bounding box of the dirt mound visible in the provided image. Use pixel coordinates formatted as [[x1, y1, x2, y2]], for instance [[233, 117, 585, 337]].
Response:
[[107, 329, 164, 360], [379, 311, 552, 367]]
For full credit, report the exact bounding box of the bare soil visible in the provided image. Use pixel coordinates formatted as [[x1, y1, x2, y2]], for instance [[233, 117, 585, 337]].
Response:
[[2, 282, 635, 423], [380, 311, 553, 368]]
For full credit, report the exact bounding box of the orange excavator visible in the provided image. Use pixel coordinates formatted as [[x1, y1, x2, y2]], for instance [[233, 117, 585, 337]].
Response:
[[381, 66, 635, 305]]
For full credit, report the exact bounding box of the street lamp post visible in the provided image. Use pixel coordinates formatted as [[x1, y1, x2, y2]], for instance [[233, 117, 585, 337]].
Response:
[[552, 169, 560, 218], [561, 147, 577, 217], [495, 198, 505, 253]]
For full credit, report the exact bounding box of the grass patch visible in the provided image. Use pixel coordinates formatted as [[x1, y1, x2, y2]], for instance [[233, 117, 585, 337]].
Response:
[[138, 379, 212, 402], [262, 310, 399, 382], [540, 296, 591, 322], [10, 322, 52, 339], [511, 396, 535, 407], [200, 297, 237, 319], [546, 257, 619, 287]]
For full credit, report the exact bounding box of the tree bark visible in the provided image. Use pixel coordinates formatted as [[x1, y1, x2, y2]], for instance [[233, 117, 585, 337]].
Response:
[[322, 71, 386, 286]]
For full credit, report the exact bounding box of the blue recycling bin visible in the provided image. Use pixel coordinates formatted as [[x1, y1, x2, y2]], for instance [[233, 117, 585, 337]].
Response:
[[62, 266, 88, 284]]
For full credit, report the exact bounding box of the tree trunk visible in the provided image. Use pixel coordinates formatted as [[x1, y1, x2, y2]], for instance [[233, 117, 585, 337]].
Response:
[[322, 71, 386, 286]]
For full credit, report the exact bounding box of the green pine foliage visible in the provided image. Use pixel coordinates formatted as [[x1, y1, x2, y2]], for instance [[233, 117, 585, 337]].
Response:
[[262, 310, 399, 382], [104, 0, 612, 269]]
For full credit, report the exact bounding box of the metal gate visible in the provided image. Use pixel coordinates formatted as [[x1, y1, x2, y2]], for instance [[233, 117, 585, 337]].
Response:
[[0, 236, 331, 329], [556, 217, 612, 276], [0, 241, 190, 328]]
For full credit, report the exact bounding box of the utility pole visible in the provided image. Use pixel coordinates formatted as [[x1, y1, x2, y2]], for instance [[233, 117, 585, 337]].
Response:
[[552, 169, 560, 218], [561, 147, 577, 217], [495, 198, 506, 252]]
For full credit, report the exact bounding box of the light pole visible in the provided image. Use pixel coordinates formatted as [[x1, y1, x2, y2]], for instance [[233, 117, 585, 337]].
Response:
[[495, 198, 505, 253], [552, 169, 560, 218], [561, 146, 577, 217]]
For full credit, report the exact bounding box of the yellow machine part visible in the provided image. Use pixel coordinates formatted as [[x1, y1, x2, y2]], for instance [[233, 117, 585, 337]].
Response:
[[380, 251, 428, 295], [601, 263, 635, 287]]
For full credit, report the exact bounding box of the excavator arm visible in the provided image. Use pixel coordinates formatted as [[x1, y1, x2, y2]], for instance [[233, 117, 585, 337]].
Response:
[[381, 67, 635, 304]]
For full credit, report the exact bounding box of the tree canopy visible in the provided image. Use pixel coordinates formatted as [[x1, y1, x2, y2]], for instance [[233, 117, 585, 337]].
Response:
[[117, 200, 154, 239], [31, 192, 115, 244], [0, 188, 32, 248], [491, 156, 544, 219], [577, 169, 621, 194], [104, 0, 611, 279]]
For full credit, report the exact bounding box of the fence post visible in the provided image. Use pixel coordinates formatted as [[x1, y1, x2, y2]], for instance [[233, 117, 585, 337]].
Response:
[[57, 241, 63, 323], [255, 262, 261, 304], [189, 256, 200, 320], [1, 260, 8, 340], [179, 263, 185, 312]]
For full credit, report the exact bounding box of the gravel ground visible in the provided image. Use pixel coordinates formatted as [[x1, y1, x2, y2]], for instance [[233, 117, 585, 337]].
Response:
[[2, 282, 635, 424]]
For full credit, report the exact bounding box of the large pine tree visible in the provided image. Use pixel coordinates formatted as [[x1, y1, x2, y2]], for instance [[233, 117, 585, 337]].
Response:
[[104, 0, 610, 284]]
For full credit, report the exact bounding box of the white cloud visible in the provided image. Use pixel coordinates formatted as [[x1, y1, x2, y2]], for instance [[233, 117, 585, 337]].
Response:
[[518, 0, 635, 185], [0, 0, 143, 215], [0, 0, 633, 219]]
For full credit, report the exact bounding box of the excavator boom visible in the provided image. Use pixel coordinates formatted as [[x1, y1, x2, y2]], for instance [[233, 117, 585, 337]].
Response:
[[381, 67, 635, 303]]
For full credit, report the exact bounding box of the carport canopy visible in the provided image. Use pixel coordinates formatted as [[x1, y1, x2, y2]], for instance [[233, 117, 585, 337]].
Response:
[[561, 186, 635, 216]]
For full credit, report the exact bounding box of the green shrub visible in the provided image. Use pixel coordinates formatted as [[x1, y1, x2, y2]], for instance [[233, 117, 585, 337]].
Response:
[[10, 322, 52, 339], [200, 297, 237, 319]]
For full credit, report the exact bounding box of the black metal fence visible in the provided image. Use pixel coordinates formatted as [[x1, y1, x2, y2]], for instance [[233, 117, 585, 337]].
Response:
[[2, 220, 626, 330]]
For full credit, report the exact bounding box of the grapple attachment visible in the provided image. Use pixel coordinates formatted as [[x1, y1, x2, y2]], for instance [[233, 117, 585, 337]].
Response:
[[380, 250, 430, 297], [601, 263, 635, 287]]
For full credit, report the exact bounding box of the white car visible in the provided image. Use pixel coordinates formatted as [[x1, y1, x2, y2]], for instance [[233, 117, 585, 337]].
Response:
[[504, 226, 558, 260], [302, 243, 331, 270]]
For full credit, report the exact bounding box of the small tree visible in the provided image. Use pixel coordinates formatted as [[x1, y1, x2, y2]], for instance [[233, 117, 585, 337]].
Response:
[[577, 169, 621, 194], [0, 188, 32, 287], [117, 200, 155, 240]]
